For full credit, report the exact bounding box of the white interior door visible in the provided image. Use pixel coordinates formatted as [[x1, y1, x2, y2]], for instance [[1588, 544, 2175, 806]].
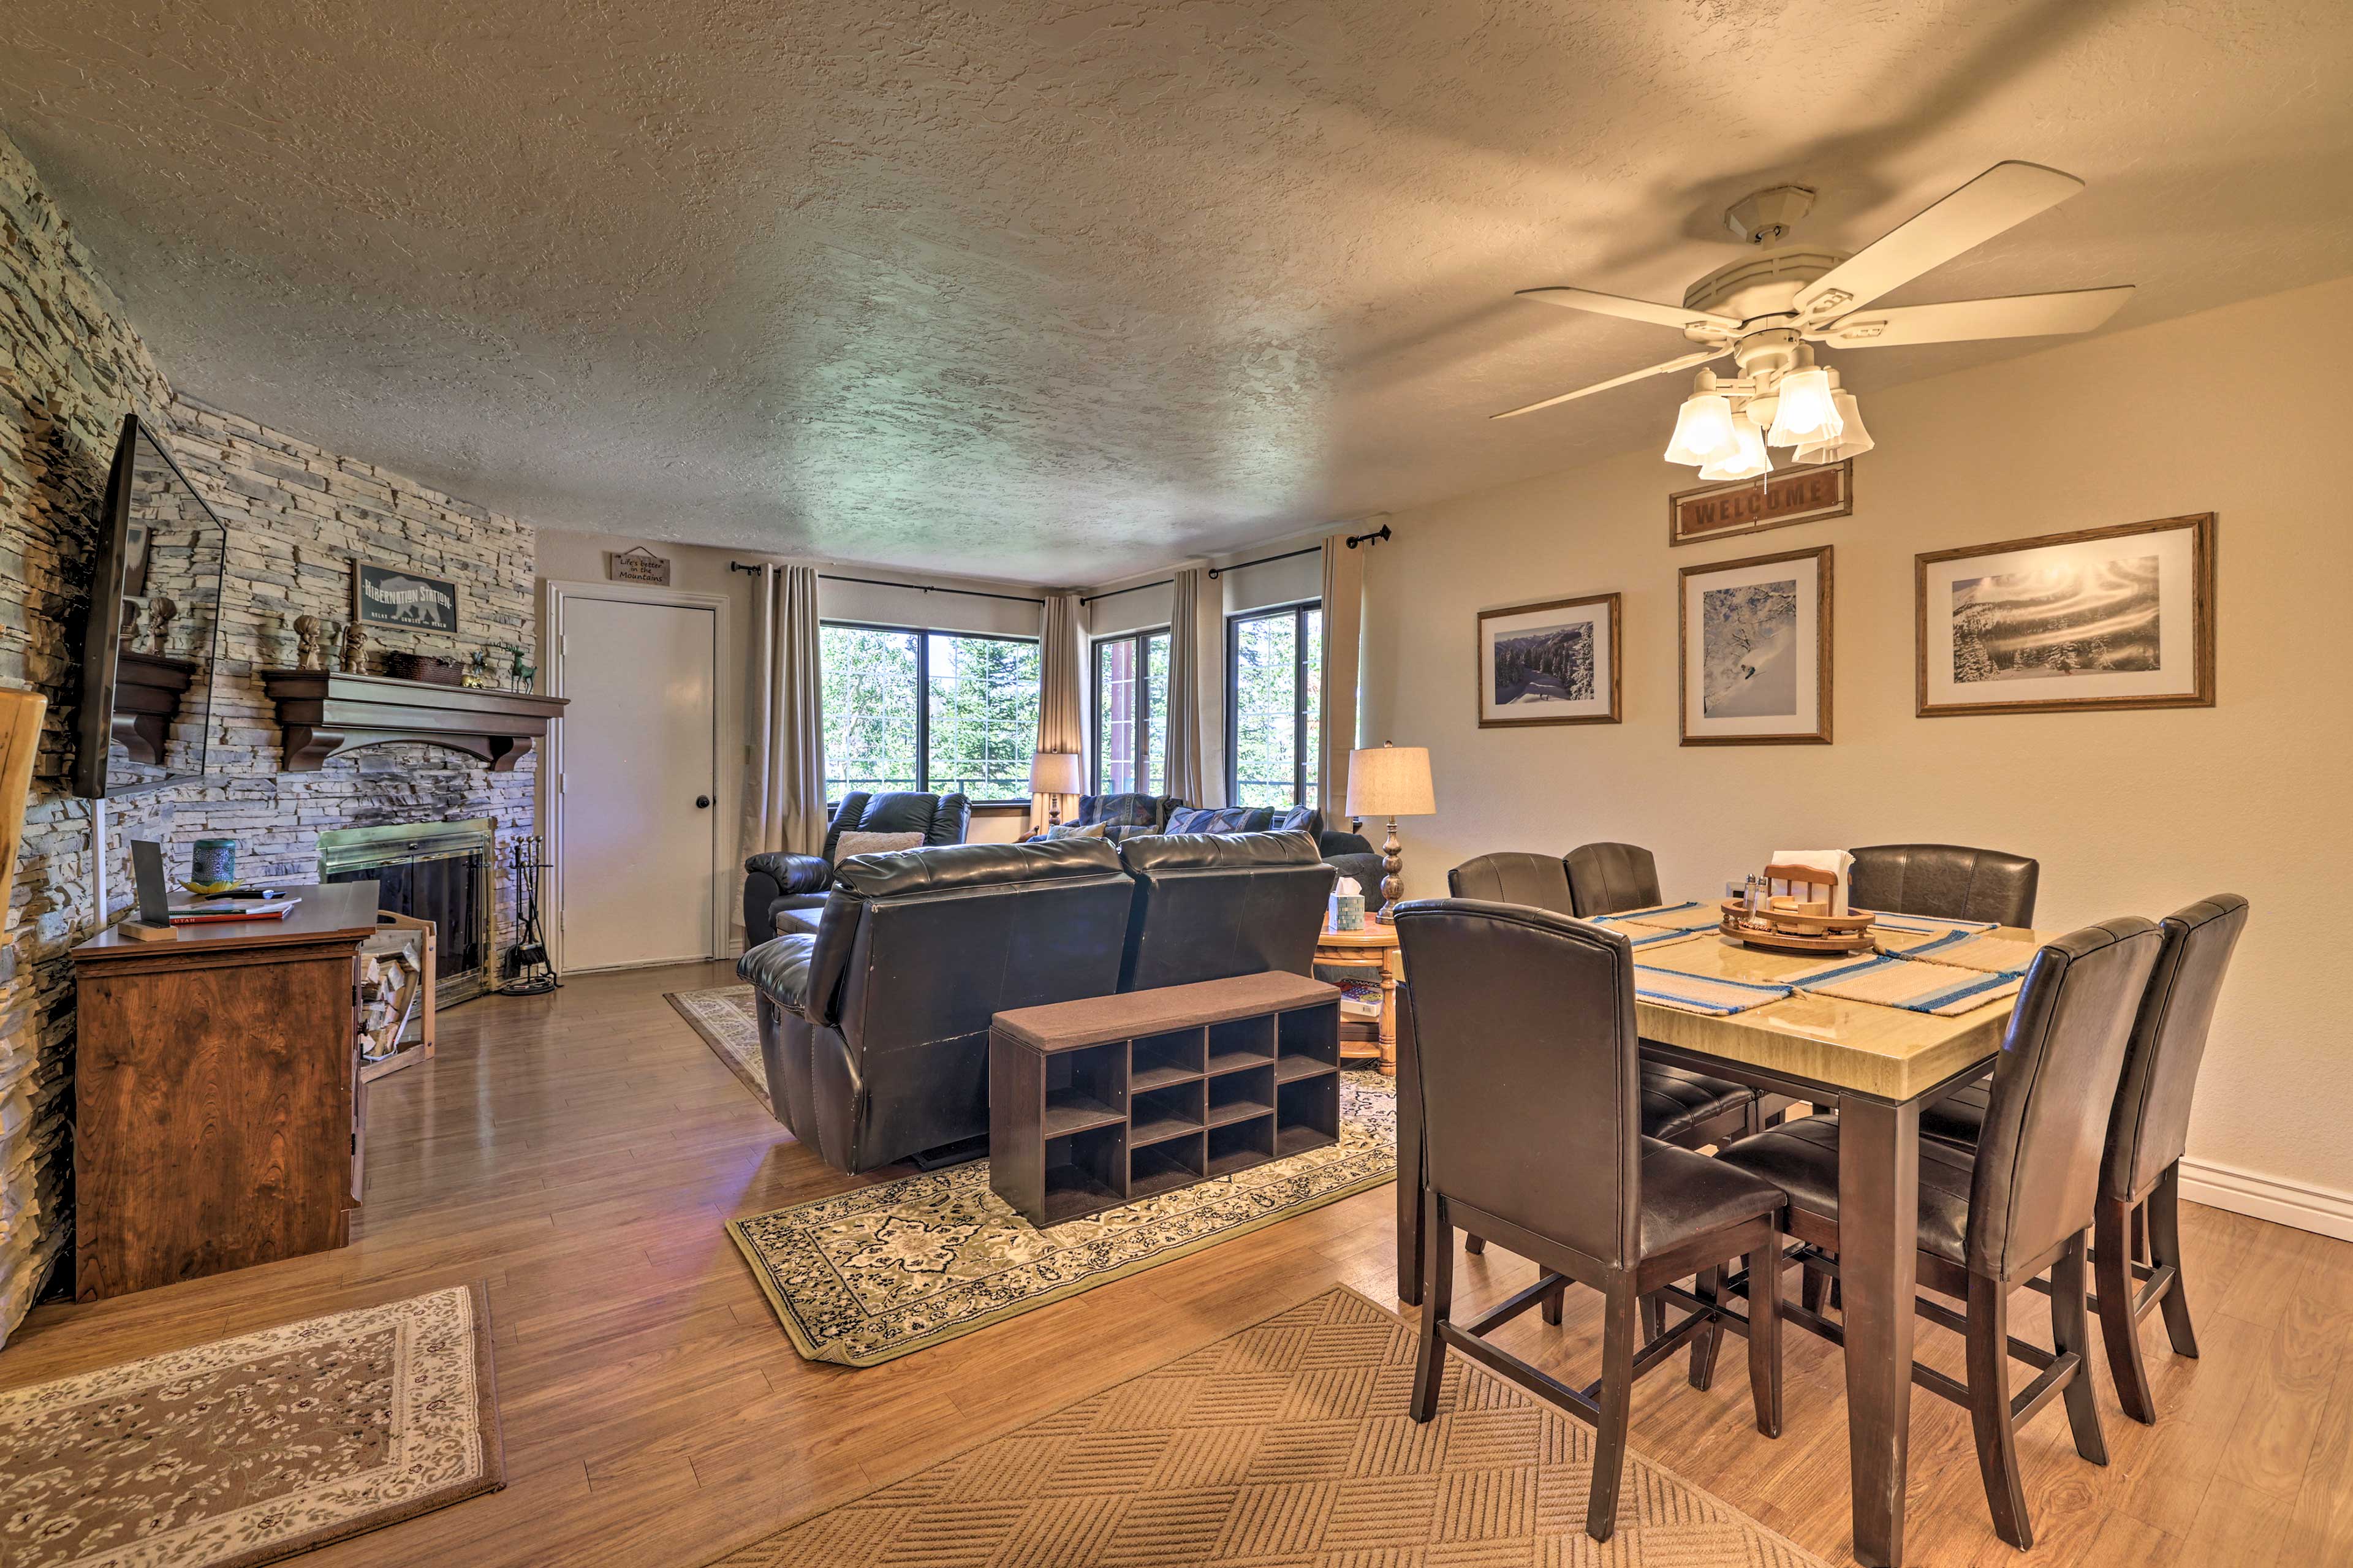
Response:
[[559, 596, 717, 970]]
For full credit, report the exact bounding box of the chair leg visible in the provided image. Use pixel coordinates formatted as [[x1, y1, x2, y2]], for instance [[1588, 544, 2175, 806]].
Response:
[[1800, 1263, 1825, 1315], [1410, 1190, 1452, 1423], [2132, 1203, 2150, 1266], [2150, 1162, 2200, 1360], [1642, 1292, 1666, 1343], [1747, 1240, 1783, 1437], [1689, 1266, 1725, 1390], [1587, 1278, 1639, 1543], [1966, 1271, 2034, 1550], [2052, 1233, 2110, 1466], [2094, 1195, 2157, 1425], [1463, 1233, 1486, 1256], [1542, 1276, 1566, 1327]]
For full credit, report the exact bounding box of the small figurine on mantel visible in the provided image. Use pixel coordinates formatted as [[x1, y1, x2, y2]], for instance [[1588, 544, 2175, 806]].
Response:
[[507, 643, 536, 692], [340, 618, 368, 673], [463, 647, 496, 689], [293, 614, 325, 670], [145, 596, 178, 656]]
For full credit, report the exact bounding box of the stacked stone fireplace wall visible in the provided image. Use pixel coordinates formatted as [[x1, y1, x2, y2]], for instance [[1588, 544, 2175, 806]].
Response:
[[0, 130, 540, 1339]]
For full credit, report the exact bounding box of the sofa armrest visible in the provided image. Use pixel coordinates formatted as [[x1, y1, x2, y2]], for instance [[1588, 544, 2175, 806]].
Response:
[[738, 932, 818, 1016], [746, 850, 833, 895], [1319, 830, 1374, 858]]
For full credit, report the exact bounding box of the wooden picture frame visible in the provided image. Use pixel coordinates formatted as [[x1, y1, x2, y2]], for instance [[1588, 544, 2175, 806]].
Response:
[[1916, 513, 2215, 718], [351, 559, 461, 634], [1678, 545, 1832, 746], [1475, 591, 1622, 728], [1669, 460, 1852, 547]]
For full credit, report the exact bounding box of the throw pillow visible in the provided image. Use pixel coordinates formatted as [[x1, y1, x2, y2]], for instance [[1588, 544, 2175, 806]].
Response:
[[1275, 804, 1324, 839], [1044, 820, 1110, 839], [835, 830, 925, 860], [1165, 805, 1272, 835]]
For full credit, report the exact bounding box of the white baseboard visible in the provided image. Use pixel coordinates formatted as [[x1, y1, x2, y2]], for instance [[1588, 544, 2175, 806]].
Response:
[[2178, 1156, 2353, 1243]]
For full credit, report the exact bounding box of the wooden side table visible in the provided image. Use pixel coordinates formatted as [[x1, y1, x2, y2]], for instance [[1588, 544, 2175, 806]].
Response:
[[1315, 922, 1401, 1076]]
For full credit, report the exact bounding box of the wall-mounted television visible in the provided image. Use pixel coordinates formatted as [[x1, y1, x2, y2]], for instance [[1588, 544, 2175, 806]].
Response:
[[73, 414, 227, 799]]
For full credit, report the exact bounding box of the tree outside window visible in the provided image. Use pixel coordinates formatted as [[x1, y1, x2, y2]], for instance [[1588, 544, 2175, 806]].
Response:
[[1227, 602, 1320, 808], [1094, 629, 1169, 796], [820, 623, 1039, 802]]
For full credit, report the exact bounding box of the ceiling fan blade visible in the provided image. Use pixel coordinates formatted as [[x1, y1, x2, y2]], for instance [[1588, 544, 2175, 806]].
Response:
[[1517, 287, 1742, 336], [1490, 347, 1729, 421], [1813, 286, 2135, 349], [1795, 162, 2087, 317]]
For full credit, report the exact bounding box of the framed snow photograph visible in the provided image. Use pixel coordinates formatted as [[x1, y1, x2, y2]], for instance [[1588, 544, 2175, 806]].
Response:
[[1917, 513, 2213, 717], [1678, 545, 1832, 745], [1476, 591, 1621, 728]]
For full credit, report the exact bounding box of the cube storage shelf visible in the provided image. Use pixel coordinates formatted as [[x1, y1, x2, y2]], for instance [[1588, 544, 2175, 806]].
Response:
[[990, 971, 1344, 1227]]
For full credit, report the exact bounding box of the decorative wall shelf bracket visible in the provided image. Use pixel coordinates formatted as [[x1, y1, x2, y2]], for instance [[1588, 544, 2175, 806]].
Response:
[[259, 669, 569, 773]]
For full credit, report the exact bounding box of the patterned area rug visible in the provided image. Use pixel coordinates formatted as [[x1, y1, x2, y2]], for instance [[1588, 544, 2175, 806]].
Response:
[[0, 1282, 503, 1568], [666, 983, 773, 1114], [730, 1075, 1397, 1367], [704, 1286, 1829, 1567]]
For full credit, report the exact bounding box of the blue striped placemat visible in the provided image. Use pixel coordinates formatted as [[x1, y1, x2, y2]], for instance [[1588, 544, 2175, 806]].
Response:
[[1598, 901, 1722, 934], [1905, 931, 2042, 976], [1632, 965, 1794, 1017], [1864, 911, 1999, 936], [1790, 953, 2023, 1016], [1621, 926, 1705, 952]]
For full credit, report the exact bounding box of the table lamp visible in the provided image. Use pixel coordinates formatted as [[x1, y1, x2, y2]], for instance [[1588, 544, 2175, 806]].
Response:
[[1029, 750, 1085, 826], [1345, 743, 1434, 920]]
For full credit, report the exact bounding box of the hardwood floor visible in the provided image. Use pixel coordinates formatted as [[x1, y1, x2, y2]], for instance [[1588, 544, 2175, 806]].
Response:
[[7, 960, 2351, 1567]]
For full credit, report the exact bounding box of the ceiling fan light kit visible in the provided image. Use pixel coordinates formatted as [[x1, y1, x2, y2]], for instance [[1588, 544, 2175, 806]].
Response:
[[1496, 161, 2135, 474]]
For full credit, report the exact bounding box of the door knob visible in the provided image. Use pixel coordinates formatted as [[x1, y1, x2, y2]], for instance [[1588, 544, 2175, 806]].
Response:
[[695, 795, 711, 809]]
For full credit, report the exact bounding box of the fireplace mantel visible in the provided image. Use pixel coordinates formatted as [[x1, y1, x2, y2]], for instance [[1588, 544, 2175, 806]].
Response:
[[259, 669, 569, 773]]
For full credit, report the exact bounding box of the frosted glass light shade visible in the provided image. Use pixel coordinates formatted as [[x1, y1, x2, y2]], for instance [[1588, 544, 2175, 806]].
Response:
[[1663, 392, 1738, 467], [1795, 390, 1874, 463], [1696, 412, 1772, 480], [1766, 366, 1843, 447]]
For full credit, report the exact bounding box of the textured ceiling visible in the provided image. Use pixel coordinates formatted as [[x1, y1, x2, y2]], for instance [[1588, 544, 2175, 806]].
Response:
[[6, 1, 2351, 583]]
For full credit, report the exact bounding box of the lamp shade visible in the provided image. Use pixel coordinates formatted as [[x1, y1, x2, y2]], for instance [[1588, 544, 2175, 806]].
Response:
[[1696, 411, 1772, 481], [1662, 391, 1737, 468], [1346, 744, 1434, 817], [1796, 388, 1874, 463], [1765, 365, 1842, 447], [1028, 751, 1085, 795]]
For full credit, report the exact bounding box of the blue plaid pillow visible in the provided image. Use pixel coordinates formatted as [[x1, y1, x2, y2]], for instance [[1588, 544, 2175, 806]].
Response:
[[1080, 793, 1161, 830], [1275, 805, 1324, 839], [1167, 806, 1273, 835]]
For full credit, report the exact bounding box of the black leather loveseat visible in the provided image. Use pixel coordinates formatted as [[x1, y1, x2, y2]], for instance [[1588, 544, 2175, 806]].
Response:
[[741, 790, 971, 942], [737, 830, 1333, 1174]]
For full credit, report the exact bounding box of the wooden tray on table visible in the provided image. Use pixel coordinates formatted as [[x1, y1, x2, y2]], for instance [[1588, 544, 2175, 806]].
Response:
[[1718, 898, 1879, 955]]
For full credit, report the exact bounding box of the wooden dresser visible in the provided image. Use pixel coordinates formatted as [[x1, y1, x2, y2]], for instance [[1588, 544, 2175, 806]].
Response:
[[71, 881, 382, 1301]]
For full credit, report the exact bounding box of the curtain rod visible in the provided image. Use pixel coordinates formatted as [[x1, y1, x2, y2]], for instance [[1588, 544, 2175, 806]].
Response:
[[727, 561, 1047, 607], [1081, 539, 1346, 607]]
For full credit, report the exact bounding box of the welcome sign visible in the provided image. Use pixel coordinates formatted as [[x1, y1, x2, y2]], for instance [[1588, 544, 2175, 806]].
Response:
[[352, 560, 461, 632], [1669, 459, 1852, 547]]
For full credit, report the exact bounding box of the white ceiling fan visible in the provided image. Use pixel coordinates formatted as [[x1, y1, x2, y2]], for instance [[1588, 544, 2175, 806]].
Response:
[[1493, 162, 2136, 479]]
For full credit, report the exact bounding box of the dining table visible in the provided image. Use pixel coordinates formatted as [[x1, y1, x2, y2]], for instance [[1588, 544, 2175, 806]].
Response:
[[1392, 900, 2043, 1568]]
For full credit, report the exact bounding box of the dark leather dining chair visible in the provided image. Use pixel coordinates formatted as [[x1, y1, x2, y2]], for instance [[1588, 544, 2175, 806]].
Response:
[[1447, 852, 1756, 1150], [1393, 898, 1786, 1543], [1564, 841, 1664, 918], [1717, 915, 2163, 1550], [1847, 843, 2039, 928], [1921, 893, 2248, 1424]]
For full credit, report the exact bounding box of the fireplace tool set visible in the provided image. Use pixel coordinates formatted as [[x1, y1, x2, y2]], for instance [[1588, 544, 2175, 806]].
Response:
[[501, 834, 561, 995]]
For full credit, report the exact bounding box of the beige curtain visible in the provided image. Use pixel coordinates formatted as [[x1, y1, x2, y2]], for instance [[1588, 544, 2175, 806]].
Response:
[[1318, 534, 1364, 822], [743, 562, 828, 874], [1031, 592, 1086, 832], [1162, 567, 1210, 805]]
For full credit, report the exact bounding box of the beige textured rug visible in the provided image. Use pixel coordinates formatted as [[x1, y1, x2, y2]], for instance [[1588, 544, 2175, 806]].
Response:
[[0, 1282, 504, 1568], [705, 1286, 1829, 1567], [730, 1075, 1396, 1367], [667, 983, 773, 1114]]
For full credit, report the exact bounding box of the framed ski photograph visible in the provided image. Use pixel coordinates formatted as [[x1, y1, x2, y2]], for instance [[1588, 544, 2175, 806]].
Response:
[[1475, 591, 1621, 728], [1916, 513, 2214, 718], [1678, 545, 1832, 746]]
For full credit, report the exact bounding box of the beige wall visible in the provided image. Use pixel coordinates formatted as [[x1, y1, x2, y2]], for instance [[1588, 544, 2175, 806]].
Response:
[[1359, 274, 2353, 1227]]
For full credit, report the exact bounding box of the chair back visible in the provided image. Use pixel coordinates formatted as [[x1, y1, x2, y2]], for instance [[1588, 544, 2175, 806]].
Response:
[[1848, 843, 2038, 927], [1447, 852, 1576, 915], [1393, 899, 1641, 1270], [821, 790, 972, 863], [1564, 842, 1662, 917], [1115, 830, 1333, 991], [2104, 894, 2249, 1201], [1966, 917, 2162, 1279]]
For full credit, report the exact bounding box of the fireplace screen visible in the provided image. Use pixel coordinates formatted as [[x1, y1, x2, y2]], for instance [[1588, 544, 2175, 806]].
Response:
[[318, 819, 496, 1005]]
